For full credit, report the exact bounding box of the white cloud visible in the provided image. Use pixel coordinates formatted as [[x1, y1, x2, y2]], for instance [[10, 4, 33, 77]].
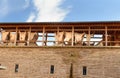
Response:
[[27, 0, 70, 22], [0, 0, 30, 18], [0, 0, 9, 17], [26, 13, 36, 22], [23, 0, 30, 9], [5, 0, 30, 13]]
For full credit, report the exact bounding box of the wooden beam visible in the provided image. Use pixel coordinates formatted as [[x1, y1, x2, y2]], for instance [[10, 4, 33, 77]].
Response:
[[6, 27, 120, 32], [57, 26, 59, 34], [56, 26, 59, 44], [38, 35, 54, 37], [27, 26, 31, 46], [14, 27, 18, 46], [105, 26, 108, 46], [88, 27, 90, 46], [71, 26, 74, 46], [42, 26, 45, 46]]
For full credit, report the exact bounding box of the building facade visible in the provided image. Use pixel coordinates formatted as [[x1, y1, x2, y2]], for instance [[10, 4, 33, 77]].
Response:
[[0, 22, 120, 78]]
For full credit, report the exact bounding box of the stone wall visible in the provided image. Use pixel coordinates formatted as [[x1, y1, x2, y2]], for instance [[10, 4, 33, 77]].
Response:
[[0, 47, 120, 78]]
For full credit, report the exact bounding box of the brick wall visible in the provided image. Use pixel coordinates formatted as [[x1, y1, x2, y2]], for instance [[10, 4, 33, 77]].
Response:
[[0, 47, 120, 78]]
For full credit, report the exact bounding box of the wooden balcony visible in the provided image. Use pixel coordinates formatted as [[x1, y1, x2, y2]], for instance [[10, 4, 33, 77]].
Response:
[[0, 21, 120, 47]]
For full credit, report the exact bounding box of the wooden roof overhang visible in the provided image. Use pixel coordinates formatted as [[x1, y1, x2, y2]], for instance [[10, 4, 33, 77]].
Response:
[[0, 21, 120, 34], [1, 21, 120, 26]]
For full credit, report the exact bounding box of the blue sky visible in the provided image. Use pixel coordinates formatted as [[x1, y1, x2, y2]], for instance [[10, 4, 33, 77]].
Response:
[[0, 0, 120, 22]]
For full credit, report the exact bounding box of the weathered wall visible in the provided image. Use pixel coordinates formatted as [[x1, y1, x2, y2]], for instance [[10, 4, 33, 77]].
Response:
[[0, 47, 120, 78]]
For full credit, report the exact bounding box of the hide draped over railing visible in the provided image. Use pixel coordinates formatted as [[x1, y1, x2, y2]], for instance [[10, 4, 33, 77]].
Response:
[[0, 22, 120, 47]]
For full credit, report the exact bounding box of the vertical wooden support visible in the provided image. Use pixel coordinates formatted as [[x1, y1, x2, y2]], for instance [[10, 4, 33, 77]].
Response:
[[45, 33, 47, 46], [14, 27, 18, 46], [56, 26, 59, 44], [42, 26, 45, 46], [72, 26, 74, 46], [105, 26, 108, 46], [114, 31, 116, 45], [0, 28, 1, 43], [27, 26, 31, 46], [88, 27, 91, 46], [57, 26, 59, 34]]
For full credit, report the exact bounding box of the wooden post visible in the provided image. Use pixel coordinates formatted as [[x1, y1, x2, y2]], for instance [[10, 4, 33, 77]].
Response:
[[114, 31, 116, 45], [72, 26, 74, 46], [105, 26, 107, 46], [42, 26, 45, 46], [27, 26, 31, 46], [88, 27, 90, 46], [56, 26, 59, 44], [14, 27, 18, 46], [45, 33, 47, 46], [57, 26, 59, 34]]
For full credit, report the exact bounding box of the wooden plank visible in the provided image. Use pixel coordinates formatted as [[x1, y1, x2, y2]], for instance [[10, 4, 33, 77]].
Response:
[[5, 29, 29, 31], [74, 29, 88, 31], [88, 27, 90, 46], [5, 28, 120, 32], [14, 27, 18, 46], [38, 35, 54, 37], [42, 26, 45, 46], [71, 26, 74, 46], [2, 22, 120, 28], [105, 26, 108, 46], [57, 26, 59, 34], [90, 29, 105, 31], [56, 26, 59, 44], [27, 26, 31, 46]]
